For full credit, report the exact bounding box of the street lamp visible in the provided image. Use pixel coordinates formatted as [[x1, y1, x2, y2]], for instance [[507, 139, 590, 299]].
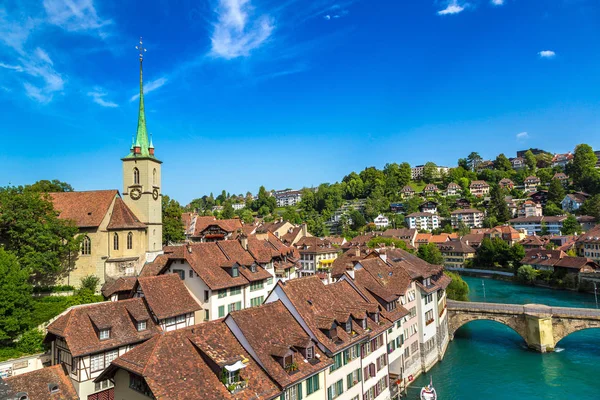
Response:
[[482, 280, 486, 302], [594, 282, 598, 310]]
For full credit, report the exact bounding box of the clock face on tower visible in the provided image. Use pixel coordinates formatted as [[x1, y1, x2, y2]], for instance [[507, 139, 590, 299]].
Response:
[[152, 188, 159, 200], [130, 188, 142, 200]]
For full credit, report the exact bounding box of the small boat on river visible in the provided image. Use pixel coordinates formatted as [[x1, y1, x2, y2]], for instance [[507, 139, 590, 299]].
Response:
[[420, 377, 437, 400]]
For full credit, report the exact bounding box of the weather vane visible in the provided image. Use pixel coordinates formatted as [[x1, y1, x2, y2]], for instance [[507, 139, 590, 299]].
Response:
[[135, 37, 147, 61]]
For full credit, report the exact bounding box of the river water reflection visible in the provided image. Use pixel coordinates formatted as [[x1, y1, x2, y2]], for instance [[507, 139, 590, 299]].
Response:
[[411, 276, 600, 399]]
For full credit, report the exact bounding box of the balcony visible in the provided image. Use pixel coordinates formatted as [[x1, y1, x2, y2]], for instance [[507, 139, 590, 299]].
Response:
[[226, 379, 248, 394]]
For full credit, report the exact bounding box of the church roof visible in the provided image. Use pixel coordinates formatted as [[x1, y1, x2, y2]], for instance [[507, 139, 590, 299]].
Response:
[[50, 190, 118, 228], [107, 197, 147, 230]]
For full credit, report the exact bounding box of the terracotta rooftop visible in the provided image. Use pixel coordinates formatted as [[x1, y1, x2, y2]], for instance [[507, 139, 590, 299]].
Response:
[[106, 197, 146, 230], [4, 364, 78, 400], [192, 216, 243, 237], [97, 321, 281, 400], [101, 276, 137, 298], [46, 298, 160, 357], [137, 274, 201, 320], [229, 301, 332, 388], [50, 190, 118, 228]]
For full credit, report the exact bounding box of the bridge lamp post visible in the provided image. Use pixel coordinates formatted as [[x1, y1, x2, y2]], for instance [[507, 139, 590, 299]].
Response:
[[594, 283, 598, 310], [482, 280, 486, 302]]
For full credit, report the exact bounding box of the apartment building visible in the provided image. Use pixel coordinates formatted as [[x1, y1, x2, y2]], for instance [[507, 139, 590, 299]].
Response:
[[405, 213, 440, 231], [275, 190, 303, 207], [295, 237, 339, 282], [469, 181, 489, 197], [185, 215, 243, 242], [450, 209, 485, 229], [509, 216, 567, 236], [499, 178, 514, 190], [445, 182, 461, 196], [518, 200, 543, 218], [524, 176, 541, 193], [400, 186, 415, 198], [422, 184, 439, 196], [437, 240, 476, 269]]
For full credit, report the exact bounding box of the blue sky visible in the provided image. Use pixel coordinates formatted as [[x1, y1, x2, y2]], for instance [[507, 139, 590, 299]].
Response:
[[0, 0, 598, 204]]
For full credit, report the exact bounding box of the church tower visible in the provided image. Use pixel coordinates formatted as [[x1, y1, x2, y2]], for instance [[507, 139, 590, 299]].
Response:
[[122, 38, 162, 261]]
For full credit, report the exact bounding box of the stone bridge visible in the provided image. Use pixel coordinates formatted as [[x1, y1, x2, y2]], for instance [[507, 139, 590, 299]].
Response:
[[447, 300, 600, 352]]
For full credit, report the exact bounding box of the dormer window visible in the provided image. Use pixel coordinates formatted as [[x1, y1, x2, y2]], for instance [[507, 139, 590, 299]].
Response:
[[232, 266, 239, 277], [283, 354, 293, 369], [346, 320, 352, 334], [306, 346, 314, 360], [99, 329, 110, 340], [250, 264, 257, 273], [48, 383, 59, 394], [137, 321, 147, 331], [387, 302, 397, 312], [362, 319, 367, 330]]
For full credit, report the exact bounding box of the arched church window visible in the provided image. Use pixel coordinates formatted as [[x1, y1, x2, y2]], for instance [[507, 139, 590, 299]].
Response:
[[127, 232, 133, 250], [81, 236, 91, 255], [153, 169, 157, 185], [114, 233, 119, 250], [133, 168, 140, 185]]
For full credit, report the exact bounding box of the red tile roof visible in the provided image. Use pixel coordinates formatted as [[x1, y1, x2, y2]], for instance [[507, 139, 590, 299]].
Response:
[[46, 298, 160, 357], [137, 274, 201, 320], [5, 364, 78, 400], [98, 321, 281, 400], [50, 190, 118, 228], [229, 301, 332, 388], [107, 197, 146, 230], [101, 276, 137, 298]]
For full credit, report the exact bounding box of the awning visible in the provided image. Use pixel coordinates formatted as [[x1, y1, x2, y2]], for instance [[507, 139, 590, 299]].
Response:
[[224, 360, 247, 372], [319, 258, 336, 265]]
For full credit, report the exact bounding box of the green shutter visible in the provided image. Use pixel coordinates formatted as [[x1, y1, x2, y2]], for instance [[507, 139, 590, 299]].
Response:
[[358, 368, 362, 382], [314, 375, 320, 391], [298, 383, 303, 400], [218, 306, 225, 318], [307, 377, 312, 395], [337, 380, 343, 395], [281, 394, 285, 400], [327, 386, 332, 400]]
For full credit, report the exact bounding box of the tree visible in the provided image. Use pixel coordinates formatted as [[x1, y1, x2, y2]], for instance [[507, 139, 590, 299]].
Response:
[[445, 271, 469, 301], [547, 178, 566, 205], [568, 144, 600, 194], [488, 185, 511, 223], [467, 152, 482, 172], [540, 222, 550, 236], [349, 210, 366, 231], [457, 222, 471, 237], [367, 237, 409, 251], [458, 158, 469, 171], [543, 202, 563, 216], [517, 265, 539, 285], [524, 150, 537, 171], [221, 202, 235, 219], [422, 162, 438, 183], [253, 186, 276, 214], [26, 180, 74, 193], [580, 195, 600, 221], [80, 275, 100, 293], [494, 154, 513, 171], [561, 214, 582, 235], [509, 243, 525, 269], [239, 209, 254, 224], [0, 249, 33, 345], [417, 243, 444, 265], [306, 216, 329, 237], [0, 187, 81, 283], [162, 195, 185, 245]]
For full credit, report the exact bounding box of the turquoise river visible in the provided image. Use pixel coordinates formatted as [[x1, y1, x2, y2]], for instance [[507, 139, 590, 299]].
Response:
[[411, 276, 600, 399]]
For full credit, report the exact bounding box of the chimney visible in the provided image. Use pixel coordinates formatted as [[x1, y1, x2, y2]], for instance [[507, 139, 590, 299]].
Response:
[[240, 234, 248, 250], [186, 243, 192, 254], [301, 223, 308, 237], [354, 246, 360, 257]]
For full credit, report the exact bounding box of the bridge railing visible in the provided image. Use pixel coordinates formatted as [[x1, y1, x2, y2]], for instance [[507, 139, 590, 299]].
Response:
[[447, 300, 600, 318]]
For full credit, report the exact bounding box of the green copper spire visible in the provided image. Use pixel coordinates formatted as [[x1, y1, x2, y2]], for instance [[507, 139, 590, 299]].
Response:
[[124, 37, 157, 160]]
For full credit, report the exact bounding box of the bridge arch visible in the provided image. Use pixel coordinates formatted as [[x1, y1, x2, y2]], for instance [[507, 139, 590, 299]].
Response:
[[448, 312, 528, 344], [553, 318, 600, 345]]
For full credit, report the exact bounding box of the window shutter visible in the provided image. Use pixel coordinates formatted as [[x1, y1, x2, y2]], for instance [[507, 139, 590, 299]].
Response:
[[280, 394, 285, 400], [363, 366, 369, 380], [376, 357, 380, 371], [298, 383, 303, 400], [370, 363, 375, 377], [361, 344, 365, 358], [347, 374, 352, 388], [327, 386, 332, 400], [358, 368, 362, 382]]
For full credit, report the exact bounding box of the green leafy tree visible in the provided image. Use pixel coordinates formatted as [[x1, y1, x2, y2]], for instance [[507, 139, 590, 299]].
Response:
[[80, 275, 100, 293], [221, 202, 235, 219], [488, 185, 511, 223], [422, 162, 438, 183], [457, 222, 471, 237], [458, 158, 469, 170], [509, 243, 525, 269], [16, 329, 45, 354], [547, 178, 566, 205], [0, 187, 81, 283], [540, 222, 550, 236], [467, 152, 482, 172], [162, 195, 185, 245], [524, 150, 537, 171], [494, 154, 513, 171], [404, 196, 423, 215], [517, 265, 539, 285], [26, 180, 74, 193], [253, 186, 276, 214], [580, 194, 600, 221], [445, 271, 469, 301], [543, 202, 563, 216], [306, 216, 329, 237], [0, 249, 33, 344], [417, 243, 444, 265], [568, 144, 600, 194], [349, 210, 366, 231], [536, 168, 553, 186], [367, 237, 410, 251], [239, 209, 254, 224], [561, 214, 582, 235]]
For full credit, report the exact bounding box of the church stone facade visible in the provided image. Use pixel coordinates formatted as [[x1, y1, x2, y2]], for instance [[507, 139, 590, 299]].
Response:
[[51, 54, 162, 287]]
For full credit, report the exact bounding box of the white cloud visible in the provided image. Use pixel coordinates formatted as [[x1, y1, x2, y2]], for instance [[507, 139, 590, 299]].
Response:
[[324, 15, 331, 20], [0, 62, 24, 72], [437, 1, 467, 15], [538, 50, 556, 58], [34, 48, 53, 65], [43, 0, 112, 35], [491, 0, 504, 5], [129, 77, 169, 102], [516, 132, 529, 140], [0, 8, 38, 54], [23, 82, 50, 103], [88, 88, 118, 107], [210, 0, 274, 60], [18, 48, 65, 103]]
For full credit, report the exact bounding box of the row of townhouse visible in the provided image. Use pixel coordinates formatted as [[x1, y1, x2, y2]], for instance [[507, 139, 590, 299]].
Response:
[[400, 183, 461, 199], [450, 209, 485, 229], [38, 245, 450, 400], [410, 165, 450, 181], [275, 190, 303, 207]]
